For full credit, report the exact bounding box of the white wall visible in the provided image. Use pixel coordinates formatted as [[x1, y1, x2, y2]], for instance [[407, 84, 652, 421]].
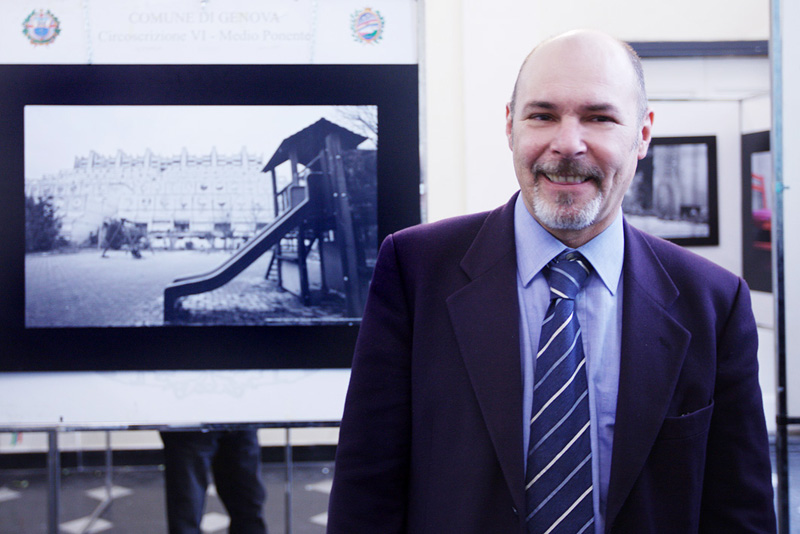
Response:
[[524, 0, 769, 42]]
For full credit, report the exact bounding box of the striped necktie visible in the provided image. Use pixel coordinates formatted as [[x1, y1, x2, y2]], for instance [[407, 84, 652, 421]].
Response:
[[525, 251, 594, 534]]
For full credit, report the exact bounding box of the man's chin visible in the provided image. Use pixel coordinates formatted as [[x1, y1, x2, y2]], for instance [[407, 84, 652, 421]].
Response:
[[531, 199, 600, 232], [542, 215, 594, 231]]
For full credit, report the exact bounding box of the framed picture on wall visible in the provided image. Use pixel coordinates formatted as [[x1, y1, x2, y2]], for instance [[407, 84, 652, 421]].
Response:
[[0, 64, 420, 372], [741, 131, 772, 293], [623, 136, 719, 247]]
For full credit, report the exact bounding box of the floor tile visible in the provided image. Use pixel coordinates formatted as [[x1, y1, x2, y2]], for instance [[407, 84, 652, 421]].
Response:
[[60, 516, 113, 534], [200, 511, 230, 533], [0, 486, 21, 503], [85, 485, 133, 501], [304, 480, 332, 494], [309, 512, 327, 526]]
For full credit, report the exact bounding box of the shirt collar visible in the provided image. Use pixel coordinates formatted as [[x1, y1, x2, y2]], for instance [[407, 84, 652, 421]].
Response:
[[514, 194, 624, 295]]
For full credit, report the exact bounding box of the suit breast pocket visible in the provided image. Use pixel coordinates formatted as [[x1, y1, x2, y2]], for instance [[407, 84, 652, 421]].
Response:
[[656, 401, 714, 441]]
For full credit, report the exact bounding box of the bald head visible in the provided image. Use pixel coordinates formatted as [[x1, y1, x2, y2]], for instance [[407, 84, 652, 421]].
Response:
[[510, 30, 648, 124]]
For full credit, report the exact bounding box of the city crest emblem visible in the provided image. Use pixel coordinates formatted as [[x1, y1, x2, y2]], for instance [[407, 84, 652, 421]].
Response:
[[23, 9, 61, 46], [351, 8, 384, 44]]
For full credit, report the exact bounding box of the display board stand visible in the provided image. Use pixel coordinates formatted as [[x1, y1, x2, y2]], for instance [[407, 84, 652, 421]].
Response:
[[0, 421, 340, 534]]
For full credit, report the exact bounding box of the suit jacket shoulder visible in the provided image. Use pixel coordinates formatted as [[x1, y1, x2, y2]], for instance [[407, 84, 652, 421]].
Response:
[[388, 196, 517, 286], [630, 222, 735, 275], [624, 221, 746, 309]]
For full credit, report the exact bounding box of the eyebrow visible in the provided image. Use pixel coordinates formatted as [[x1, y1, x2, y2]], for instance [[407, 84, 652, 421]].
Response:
[[521, 101, 556, 112], [520, 101, 623, 115], [583, 103, 622, 114]]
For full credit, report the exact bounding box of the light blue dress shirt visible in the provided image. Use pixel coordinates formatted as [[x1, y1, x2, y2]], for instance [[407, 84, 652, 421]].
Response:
[[515, 195, 624, 534]]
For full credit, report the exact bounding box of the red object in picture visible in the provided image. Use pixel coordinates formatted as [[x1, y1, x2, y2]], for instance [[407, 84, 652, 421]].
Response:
[[751, 172, 771, 251]]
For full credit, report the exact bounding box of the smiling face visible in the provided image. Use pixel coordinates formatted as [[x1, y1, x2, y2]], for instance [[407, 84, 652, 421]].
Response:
[[506, 31, 654, 248]]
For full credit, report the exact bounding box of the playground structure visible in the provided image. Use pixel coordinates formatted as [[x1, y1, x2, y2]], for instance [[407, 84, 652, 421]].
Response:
[[100, 218, 151, 259], [163, 118, 377, 323]]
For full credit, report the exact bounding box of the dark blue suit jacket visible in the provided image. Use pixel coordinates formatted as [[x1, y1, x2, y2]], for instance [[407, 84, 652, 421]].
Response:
[[328, 194, 776, 533]]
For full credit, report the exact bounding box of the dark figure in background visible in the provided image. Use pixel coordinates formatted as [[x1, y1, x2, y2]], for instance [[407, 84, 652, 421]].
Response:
[[160, 430, 267, 534]]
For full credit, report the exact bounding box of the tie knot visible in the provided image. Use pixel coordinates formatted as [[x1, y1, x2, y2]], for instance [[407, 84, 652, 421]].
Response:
[[544, 251, 592, 300]]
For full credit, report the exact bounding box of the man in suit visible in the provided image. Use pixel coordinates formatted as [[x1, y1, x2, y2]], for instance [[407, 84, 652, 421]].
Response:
[[327, 30, 776, 533]]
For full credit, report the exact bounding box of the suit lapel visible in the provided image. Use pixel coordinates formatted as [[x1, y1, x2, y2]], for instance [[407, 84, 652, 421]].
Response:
[[446, 196, 526, 516], [604, 223, 691, 531]]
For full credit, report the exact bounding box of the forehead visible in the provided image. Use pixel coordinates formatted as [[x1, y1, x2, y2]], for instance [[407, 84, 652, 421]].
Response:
[[515, 37, 638, 115]]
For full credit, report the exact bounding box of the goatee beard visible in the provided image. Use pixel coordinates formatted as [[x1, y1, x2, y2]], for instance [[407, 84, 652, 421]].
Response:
[[531, 159, 604, 231]]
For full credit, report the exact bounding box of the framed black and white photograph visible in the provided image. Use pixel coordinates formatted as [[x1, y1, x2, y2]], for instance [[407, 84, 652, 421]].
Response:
[[25, 105, 378, 328], [0, 64, 420, 371], [741, 130, 772, 293], [623, 136, 718, 246]]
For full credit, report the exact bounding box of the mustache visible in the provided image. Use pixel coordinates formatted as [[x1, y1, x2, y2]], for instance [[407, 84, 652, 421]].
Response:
[[532, 159, 603, 181]]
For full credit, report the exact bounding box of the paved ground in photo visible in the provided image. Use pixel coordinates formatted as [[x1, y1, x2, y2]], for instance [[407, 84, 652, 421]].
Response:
[[25, 249, 346, 328]]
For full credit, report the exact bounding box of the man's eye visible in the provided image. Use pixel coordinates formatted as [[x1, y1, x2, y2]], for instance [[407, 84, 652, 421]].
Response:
[[530, 114, 554, 121], [590, 115, 615, 123]]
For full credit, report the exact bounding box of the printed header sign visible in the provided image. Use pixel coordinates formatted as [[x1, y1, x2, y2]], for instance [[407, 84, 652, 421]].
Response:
[[0, 0, 417, 64]]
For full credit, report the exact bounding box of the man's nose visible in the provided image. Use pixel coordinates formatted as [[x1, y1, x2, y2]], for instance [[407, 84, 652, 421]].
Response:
[[549, 119, 587, 158]]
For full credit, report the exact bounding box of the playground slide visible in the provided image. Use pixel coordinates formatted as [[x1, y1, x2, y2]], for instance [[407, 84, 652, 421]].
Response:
[[163, 196, 314, 321]]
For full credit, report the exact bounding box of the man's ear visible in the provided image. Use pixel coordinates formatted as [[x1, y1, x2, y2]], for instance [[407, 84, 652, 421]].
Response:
[[505, 103, 514, 150], [637, 109, 654, 160]]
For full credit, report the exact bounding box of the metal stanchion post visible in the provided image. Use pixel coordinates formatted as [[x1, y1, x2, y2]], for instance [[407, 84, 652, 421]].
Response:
[[81, 431, 115, 534], [285, 428, 294, 534], [47, 429, 60, 534]]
